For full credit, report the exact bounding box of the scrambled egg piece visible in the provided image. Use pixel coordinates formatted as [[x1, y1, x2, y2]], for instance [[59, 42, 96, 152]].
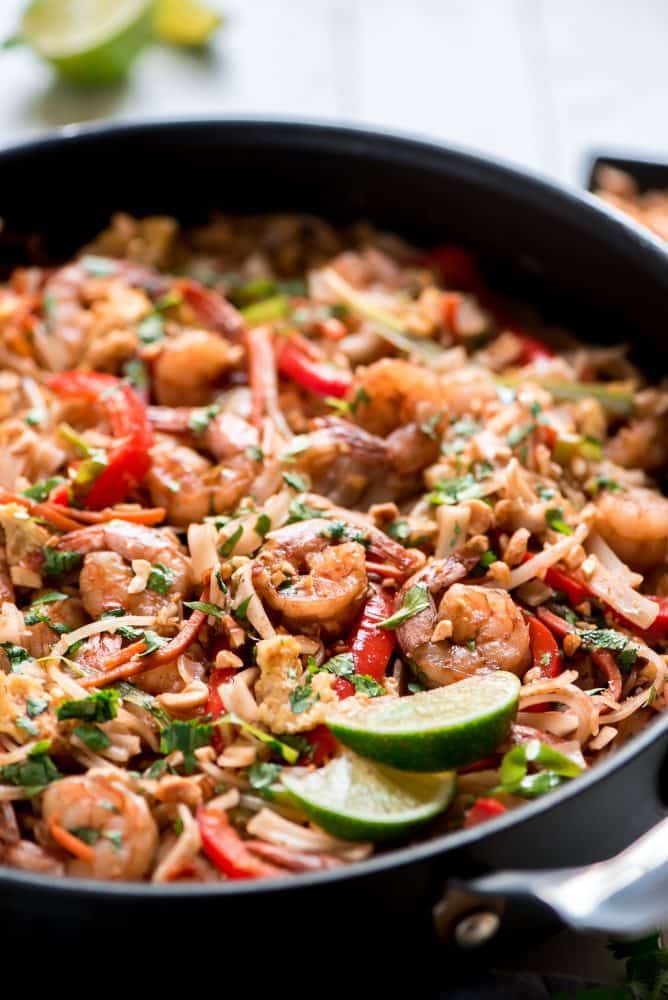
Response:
[[255, 635, 337, 734]]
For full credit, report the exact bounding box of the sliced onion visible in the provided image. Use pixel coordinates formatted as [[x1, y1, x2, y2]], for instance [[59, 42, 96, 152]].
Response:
[[49, 615, 157, 660], [232, 562, 275, 639]]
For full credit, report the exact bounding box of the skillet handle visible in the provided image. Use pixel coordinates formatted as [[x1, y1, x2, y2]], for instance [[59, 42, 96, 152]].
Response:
[[462, 815, 668, 937]]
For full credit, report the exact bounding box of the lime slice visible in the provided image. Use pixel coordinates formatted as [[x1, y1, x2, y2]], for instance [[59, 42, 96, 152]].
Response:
[[281, 752, 455, 841], [22, 0, 153, 86], [154, 0, 222, 46], [326, 672, 521, 772]]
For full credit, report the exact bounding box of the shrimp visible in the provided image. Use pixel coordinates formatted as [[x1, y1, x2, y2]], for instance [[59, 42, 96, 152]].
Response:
[[146, 440, 254, 527], [153, 330, 242, 406], [351, 358, 442, 435], [298, 417, 389, 506], [42, 772, 158, 880], [595, 486, 668, 570], [147, 406, 260, 463], [252, 520, 369, 634], [25, 593, 87, 659], [396, 558, 530, 687], [54, 519, 192, 618]]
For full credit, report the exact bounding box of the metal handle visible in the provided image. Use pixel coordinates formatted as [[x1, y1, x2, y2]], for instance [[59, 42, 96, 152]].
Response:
[[463, 815, 668, 937]]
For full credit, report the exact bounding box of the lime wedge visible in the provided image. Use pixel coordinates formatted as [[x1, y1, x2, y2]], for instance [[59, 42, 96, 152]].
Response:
[[325, 672, 520, 772], [22, 0, 153, 85], [154, 0, 222, 46], [281, 752, 455, 841]]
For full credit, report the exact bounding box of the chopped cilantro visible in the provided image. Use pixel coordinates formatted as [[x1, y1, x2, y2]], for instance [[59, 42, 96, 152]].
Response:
[[247, 760, 282, 795], [122, 358, 148, 390], [184, 600, 225, 619], [42, 547, 83, 577], [160, 719, 212, 773], [16, 716, 38, 737], [536, 483, 556, 501], [57, 689, 119, 723], [188, 404, 220, 434], [386, 519, 411, 545], [137, 313, 165, 345], [146, 562, 175, 596], [246, 444, 264, 463], [73, 723, 110, 751], [22, 476, 67, 503], [219, 525, 243, 558], [254, 513, 271, 538], [289, 680, 319, 715], [286, 500, 328, 524], [232, 595, 252, 622], [378, 583, 429, 630], [26, 695, 48, 718], [545, 508, 573, 535], [507, 422, 535, 447], [428, 473, 485, 506], [349, 675, 385, 697], [30, 591, 68, 608], [283, 471, 309, 491], [1, 642, 32, 668], [0, 746, 61, 796]]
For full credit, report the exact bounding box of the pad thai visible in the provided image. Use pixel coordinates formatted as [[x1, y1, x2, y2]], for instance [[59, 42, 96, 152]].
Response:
[[0, 212, 665, 882]]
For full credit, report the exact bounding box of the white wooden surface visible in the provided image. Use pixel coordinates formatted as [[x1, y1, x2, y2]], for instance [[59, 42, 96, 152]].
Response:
[[0, 0, 666, 185], [0, 0, 665, 985]]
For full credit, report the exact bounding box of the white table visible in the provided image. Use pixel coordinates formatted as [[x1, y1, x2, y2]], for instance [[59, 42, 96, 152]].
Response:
[[0, 0, 667, 185], [0, 0, 665, 987]]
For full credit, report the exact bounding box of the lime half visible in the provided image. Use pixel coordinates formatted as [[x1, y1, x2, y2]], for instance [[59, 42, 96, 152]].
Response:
[[326, 672, 520, 772], [22, 0, 153, 86], [281, 752, 455, 841]]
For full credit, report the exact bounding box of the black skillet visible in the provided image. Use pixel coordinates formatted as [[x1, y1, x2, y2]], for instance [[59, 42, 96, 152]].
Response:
[[1, 121, 667, 967]]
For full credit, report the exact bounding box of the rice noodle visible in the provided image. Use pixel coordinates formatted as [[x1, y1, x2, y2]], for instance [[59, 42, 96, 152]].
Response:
[[246, 807, 371, 860], [588, 726, 618, 751], [49, 615, 158, 660], [434, 504, 470, 559], [585, 534, 658, 629], [509, 521, 590, 590], [219, 667, 260, 723], [232, 562, 275, 639], [519, 670, 599, 743], [152, 804, 201, 883], [516, 709, 578, 737], [187, 523, 218, 583]]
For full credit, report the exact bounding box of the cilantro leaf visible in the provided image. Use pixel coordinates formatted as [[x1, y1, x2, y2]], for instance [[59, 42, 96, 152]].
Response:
[[378, 583, 430, 630], [183, 600, 225, 618], [22, 476, 67, 503], [160, 719, 213, 773], [289, 680, 319, 715], [286, 500, 328, 524], [73, 723, 110, 751], [507, 422, 535, 447], [57, 689, 119, 723], [283, 471, 309, 491], [188, 404, 220, 434], [247, 761, 282, 795], [0, 746, 61, 796], [42, 547, 83, 577], [219, 525, 243, 557], [545, 508, 573, 536], [1, 642, 32, 669], [146, 562, 175, 596], [349, 674, 385, 697], [428, 473, 485, 507]]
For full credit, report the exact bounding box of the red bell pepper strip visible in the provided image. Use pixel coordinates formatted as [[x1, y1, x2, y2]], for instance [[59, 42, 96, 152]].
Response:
[[514, 331, 554, 365], [422, 244, 480, 292], [350, 585, 396, 682], [48, 371, 152, 510], [197, 807, 281, 880], [302, 724, 338, 766], [463, 797, 507, 828], [48, 482, 71, 507], [524, 612, 563, 678], [543, 566, 590, 607], [277, 340, 352, 399], [332, 676, 356, 700]]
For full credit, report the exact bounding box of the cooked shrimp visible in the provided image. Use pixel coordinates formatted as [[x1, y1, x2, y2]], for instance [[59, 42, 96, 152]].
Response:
[[42, 772, 158, 880], [54, 519, 192, 617], [298, 416, 389, 506], [146, 439, 254, 526], [351, 358, 443, 435], [153, 330, 242, 406], [396, 558, 529, 687], [595, 486, 668, 570], [606, 417, 668, 472], [252, 520, 368, 634], [25, 593, 87, 658]]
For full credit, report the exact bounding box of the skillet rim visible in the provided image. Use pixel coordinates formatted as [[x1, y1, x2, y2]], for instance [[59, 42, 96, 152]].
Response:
[[0, 115, 666, 900]]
